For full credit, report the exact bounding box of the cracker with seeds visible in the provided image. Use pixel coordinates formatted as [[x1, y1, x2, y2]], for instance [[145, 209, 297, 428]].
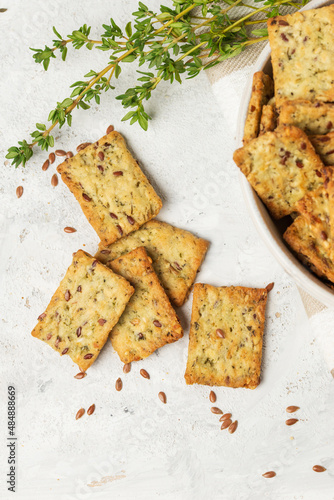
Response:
[[233, 125, 324, 219], [184, 283, 268, 389], [109, 247, 183, 363], [259, 100, 277, 135], [243, 71, 274, 144], [96, 220, 209, 307], [31, 250, 134, 371], [57, 131, 162, 246], [280, 100, 334, 136], [310, 133, 334, 166], [284, 169, 334, 282], [268, 6, 334, 107]]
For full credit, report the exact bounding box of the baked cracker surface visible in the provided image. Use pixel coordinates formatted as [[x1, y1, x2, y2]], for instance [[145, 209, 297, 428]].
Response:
[[57, 131, 162, 246], [109, 246, 183, 363], [95, 220, 209, 307], [268, 6, 334, 107], [280, 100, 334, 135], [184, 283, 268, 389], [31, 250, 134, 372]]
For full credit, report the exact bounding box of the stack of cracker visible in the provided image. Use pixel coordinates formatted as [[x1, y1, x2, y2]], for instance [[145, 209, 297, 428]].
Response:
[[233, 5, 334, 286]]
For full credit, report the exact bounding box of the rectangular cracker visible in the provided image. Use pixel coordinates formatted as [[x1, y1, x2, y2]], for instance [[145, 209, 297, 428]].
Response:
[[243, 71, 274, 144], [95, 220, 209, 307], [184, 283, 268, 389], [233, 125, 324, 219], [284, 215, 334, 284], [310, 133, 334, 166], [268, 6, 334, 107], [57, 131, 162, 246], [280, 100, 334, 136], [31, 250, 134, 371], [259, 100, 277, 135], [284, 168, 334, 282], [109, 247, 183, 363]]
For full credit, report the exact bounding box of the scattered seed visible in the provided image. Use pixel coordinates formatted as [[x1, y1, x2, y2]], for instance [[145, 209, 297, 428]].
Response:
[[76, 327, 82, 337], [100, 249, 111, 255], [216, 329, 225, 338], [46, 333, 52, 340], [98, 319, 107, 326], [66, 151, 73, 158], [266, 282, 274, 292], [158, 392, 167, 404], [82, 193, 92, 202], [76, 408, 85, 420], [220, 413, 232, 422], [228, 420, 238, 434], [74, 372, 86, 379], [321, 231, 328, 241], [98, 151, 104, 161], [127, 216, 135, 225], [77, 285, 82, 292], [106, 125, 114, 134], [115, 378, 123, 391], [51, 174, 58, 187], [313, 465, 326, 473], [153, 320, 162, 327], [55, 149, 66, 157], [110, 212, 118, 219], [280, 33, 289, 41], [38, 313, 46, 320], [16, 186, 23, 198], [42, 159, 50, 171], [286, 406, 300, 413], [87, 404, 95, 415], [116, 224, 123, 235], [123, 363, 131, 374], [97, 165, 104, 173], [285, 418, 298, 426], [140, 369, 150, 379], [113, 171, 123, 176], [49, 152, 55, 164], [84, 353, 93, 359], [209, 391, 216, 403], [64, 289, 71, 301], [211, 407, 223, 414], [221, 419, 232, 430], [279, 20, 289, 26], [262, 471, 276, 478], [64, 226, 77, 233], [77, 142, 92, 152], [61, 347, 69, 355]]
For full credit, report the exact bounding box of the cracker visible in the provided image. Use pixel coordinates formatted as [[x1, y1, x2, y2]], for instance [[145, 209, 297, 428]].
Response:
[[31, 250, 134, 371], [280, 100, 334, 135], [57, 131, 162, 246], [109, 247, 183, 363], [259, 101, 277, 135], [243, 71, 274, 144], [233, 125, 324, 219], [184, 283, 268, 389], [268, 6, 334, 107], [95, 220, 209, 307], [310, 133, 334, 166], [284, 215, 334, 283]]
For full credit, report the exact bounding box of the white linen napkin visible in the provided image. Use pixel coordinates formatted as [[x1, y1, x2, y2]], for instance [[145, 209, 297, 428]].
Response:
[[206, 49, 334, 375]]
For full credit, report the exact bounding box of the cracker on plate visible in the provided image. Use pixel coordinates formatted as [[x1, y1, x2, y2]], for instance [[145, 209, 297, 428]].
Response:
[[31, 250, 134, 372], [233, 125, 324, 219], [268, 5, 334, 107], [57, 131, 162, 246], [280, 100, 334, 135], [259, 99, 277, 135], [184, 283, 268, 389], [310, 133, 334, 166], [109, 247, 183, 363], [243, 71, 274, 144], [95, 220, 209, 307]]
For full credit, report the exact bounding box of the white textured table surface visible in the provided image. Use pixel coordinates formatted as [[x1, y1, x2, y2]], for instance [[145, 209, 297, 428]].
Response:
[[0, 1, 334, 499]]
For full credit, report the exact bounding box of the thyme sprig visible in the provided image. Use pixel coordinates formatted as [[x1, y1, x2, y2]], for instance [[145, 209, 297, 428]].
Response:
[[7, 0, 309, 167]]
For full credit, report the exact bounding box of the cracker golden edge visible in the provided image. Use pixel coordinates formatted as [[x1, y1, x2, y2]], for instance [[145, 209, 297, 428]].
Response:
[[243, 71, 274, 144], [109, 246, 184, 363], [57, 131, 163, 246], [31, 249, 135, 372], [184, 283, 268, 389]]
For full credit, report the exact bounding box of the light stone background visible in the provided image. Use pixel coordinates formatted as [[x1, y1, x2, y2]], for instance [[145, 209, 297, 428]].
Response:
[[0, 1, 334, 499]]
